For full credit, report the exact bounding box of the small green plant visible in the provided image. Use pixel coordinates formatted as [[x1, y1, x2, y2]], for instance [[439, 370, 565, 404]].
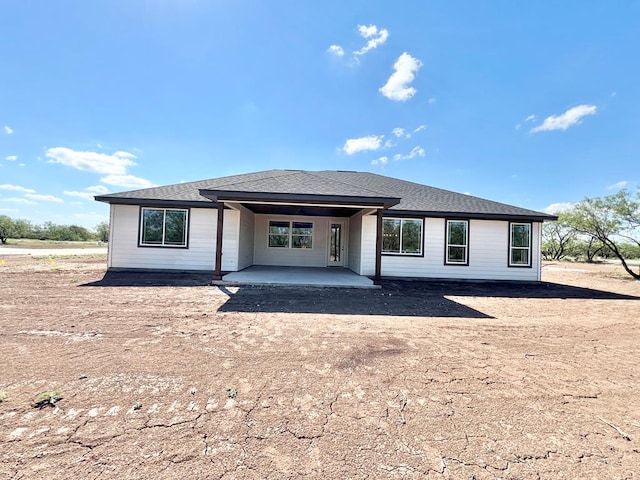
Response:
[[226, 387, 237, 399], [0, 391, 7, 402], [70, 277, 79, 284], [33, 390, 63, 408], [133, 401, 143, 411]]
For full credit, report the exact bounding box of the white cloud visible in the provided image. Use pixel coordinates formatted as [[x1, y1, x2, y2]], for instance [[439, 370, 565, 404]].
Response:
[[25, 193, 64, 203], [354, 24, 389, 56], [0, 184, 36, 193], [63, 190, 96, 200], [87, 185, 109, 194], [18, 163, 25, 167], [4, 126, 13, 134], [392, 128, 406, 138], [428, 97, 436, 104], [413, 125, 426, 133], [100, 174, 155, 189], [379, 52, 422, 101], [5, 155, 17, 161], [525, 114, 536, 122], [393, 146, 425, 161], [64, 184, 110, 200], [327, 45, 344, 57], [2, 197, 37, 205], [371, 156, 388, 166], [543, 202, 575, 214], [342, 135, 384, 155], [607, 180, 628, 190], [530, 105, 597, 133], [45, 147, 137, 175]]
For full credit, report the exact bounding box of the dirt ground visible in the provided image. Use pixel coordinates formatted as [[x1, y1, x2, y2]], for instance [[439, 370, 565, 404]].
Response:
[[1, 255, 639, 479]]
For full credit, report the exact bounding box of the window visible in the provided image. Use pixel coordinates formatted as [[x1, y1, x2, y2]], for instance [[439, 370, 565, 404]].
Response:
[[446, 220, 468, 265], [382, 218, 423, 255], [509, 222, 531, 266], [268, 220, 313, 248], [140, 207, 188, 247]]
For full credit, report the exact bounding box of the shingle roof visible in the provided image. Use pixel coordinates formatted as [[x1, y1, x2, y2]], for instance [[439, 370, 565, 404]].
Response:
[[95, 169, 555, 220]]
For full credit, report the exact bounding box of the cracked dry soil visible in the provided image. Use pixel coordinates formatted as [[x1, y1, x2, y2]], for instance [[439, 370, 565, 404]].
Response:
[[1, 256, 639, 479]]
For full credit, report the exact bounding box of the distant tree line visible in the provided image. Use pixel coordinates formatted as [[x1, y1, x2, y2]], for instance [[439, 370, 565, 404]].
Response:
[[542, 188, 640, 279], [0, 215, 109, 244]]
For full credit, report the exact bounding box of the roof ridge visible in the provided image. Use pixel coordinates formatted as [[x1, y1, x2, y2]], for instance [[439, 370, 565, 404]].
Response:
[[202, 169, 294, 190], [310, 171, 395, 197]]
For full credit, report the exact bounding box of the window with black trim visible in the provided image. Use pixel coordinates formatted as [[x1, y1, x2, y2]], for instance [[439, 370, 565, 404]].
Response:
[[140, 207, 188, 247], [268, 220, 313, 248], [509, 222, 531, 266], [382, 218, 423, 255], [446, 220, 468, 264]]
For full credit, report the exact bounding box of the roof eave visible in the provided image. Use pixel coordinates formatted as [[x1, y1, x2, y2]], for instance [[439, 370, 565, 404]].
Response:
[[94, 196, 218, 208], [199, 189, 401, 209], [385, 209, 557, 222]]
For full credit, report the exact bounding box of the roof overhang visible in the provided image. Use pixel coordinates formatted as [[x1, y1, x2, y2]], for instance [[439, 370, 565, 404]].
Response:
[[385, 209, 558, 222], [94, 196, 218, 208], [198, 189, 401, 209]]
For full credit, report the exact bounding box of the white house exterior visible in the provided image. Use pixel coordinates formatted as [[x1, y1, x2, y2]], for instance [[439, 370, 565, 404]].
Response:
[[96, 170, 555, 283]]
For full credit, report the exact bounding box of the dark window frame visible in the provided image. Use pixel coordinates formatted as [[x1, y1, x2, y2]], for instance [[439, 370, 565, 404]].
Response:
[[381, 217, 425, 257], [267, 220, 314, 249], [444, 219, 469, 266], [138, 206, 190, 248], [508, 222, 532, 268]]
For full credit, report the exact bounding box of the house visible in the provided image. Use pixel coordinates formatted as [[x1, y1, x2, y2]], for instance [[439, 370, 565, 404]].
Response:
[[95, 169, 556, 283]]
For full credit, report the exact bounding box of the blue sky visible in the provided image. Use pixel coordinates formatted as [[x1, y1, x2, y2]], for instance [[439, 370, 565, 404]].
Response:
[[1, 1, 638, 229]]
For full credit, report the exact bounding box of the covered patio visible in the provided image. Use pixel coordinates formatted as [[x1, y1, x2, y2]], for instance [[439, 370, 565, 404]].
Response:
[[216, 265, 379, 288]]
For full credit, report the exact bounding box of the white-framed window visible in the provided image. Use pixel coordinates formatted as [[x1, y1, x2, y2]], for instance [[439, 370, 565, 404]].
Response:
[[268, 220, 313, 249], [509, 222, 532, 267], [382, 217, 423, 255], [446, 219, 469, 265], [140, 207, 188, 247]]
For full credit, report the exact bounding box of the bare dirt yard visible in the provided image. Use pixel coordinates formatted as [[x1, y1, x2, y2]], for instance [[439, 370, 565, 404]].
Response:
[[1, 255, 639, 479]]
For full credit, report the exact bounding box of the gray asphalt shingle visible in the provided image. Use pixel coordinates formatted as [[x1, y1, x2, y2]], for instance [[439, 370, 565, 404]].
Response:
[[95, 169, 554, 219]]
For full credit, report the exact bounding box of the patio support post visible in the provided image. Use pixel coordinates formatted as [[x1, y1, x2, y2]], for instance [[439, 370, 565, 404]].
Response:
[[375, 208, 383, 284], [213, 202, 224, 281]]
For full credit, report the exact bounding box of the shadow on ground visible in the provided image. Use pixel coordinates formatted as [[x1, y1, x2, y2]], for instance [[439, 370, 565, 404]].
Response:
[[82, 272, 638, 317]]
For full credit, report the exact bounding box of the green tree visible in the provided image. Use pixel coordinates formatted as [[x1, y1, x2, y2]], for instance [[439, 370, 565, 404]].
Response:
[[95, 221, 109, 242], [565, 189, 640, 279], [0, 215, 16, 244], [541, 213, 577, 260]]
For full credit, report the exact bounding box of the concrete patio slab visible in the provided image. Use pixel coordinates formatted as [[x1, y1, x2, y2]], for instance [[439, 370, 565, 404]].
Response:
[[218, 265, 379, 288]]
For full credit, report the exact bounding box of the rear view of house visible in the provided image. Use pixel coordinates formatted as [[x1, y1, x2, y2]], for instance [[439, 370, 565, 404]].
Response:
[[95, 169, 556, 282]]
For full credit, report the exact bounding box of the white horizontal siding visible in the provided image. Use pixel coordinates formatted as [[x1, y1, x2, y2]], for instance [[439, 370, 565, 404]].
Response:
[[237, 207, 255, 270], [361, 216, 541, 281], [108, 205, 239, 272], [347, 212, 363, 274]]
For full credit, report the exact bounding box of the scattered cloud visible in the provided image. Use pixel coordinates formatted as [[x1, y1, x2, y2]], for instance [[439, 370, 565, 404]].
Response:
[[515, 124, 522, 130], [354, 24, 389, 56], [45, 147, 137, 175], [525, 114, 536, 122], [2, 197, 38, 205], [5, 155, 17, 161], [327, 45, 344, 57], [413, 125, 426, 133], [64, 184, 110, 200], [371, 156, 389, 166], [342, 135, 384, 155], [393, 146, 425, 161], [4, 126, 13, 134], [530, 105, 597, 133], [18, 163, 25, 167], [607, 180, 628, 190], [87, 185, 109, 194], [428, 97, 436, 104], [543, 202, 575, 214], [379, 52, 422, 101], [25, 193, 64, 203], [100, 174, 155, 189], [392, 127, 410, 139], [0, 184, 36, 193], [63, 190, 96, 200]]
